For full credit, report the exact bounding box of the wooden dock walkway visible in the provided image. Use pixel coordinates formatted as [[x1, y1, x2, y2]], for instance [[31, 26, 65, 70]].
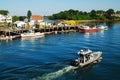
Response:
[[0, 26, 79, 40]]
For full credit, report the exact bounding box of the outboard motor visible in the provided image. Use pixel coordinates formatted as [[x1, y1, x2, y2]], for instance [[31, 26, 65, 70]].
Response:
[[70, 60, 79, 67]]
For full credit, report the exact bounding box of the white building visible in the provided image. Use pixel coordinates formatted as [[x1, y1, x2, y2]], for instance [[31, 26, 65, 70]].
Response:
[[13, 21, 26, 28], [0, 14, 12, 23]]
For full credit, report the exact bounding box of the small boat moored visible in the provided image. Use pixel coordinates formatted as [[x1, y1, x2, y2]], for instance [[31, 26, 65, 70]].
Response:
[[78, 26, 98, 33], [70, 49, 102, 68], [98, 25, 108, 30], [21, 30, 44, 38]]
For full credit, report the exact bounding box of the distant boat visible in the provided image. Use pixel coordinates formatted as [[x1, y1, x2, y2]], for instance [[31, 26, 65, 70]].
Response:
[[78, 26, 98, 33], [98, 25, 108, 30], [21, 30, 44, 38]]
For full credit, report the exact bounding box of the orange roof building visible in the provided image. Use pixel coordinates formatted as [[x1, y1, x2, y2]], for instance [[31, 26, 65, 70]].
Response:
[[31, 15, 43, 21]]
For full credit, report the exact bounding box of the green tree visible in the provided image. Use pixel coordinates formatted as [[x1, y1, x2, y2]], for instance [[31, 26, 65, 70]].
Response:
[[0, 10, 9, 15], [19, 16, 26, 21], [48, 9, 119, 20], [96, 10, 105, 15], [89, 10, 97, 19], [116, 11, 120, 14], [12, 16, 19, 22], [105, 9, 115, 19], [27, 10, 32, 22]]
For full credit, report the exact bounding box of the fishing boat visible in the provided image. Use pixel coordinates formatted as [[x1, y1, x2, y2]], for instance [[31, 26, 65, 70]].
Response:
[[70, 49, 102, 68], [78, 26, 98, 33], [21, 30, 44, 38]]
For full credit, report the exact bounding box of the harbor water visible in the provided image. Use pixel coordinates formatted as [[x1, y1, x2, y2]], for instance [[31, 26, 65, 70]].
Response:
[[0, 22, 120, 80]]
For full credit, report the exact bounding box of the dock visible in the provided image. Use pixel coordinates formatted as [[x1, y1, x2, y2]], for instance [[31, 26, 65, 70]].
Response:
[[0, 26, 79, 41]]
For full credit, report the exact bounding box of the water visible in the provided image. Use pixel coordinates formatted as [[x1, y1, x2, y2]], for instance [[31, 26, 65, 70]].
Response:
[[0, 22, 120, 80]]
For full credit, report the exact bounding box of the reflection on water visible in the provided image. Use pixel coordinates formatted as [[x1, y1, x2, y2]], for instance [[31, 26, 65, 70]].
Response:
[[99, 30, 105, 37], [84, 32, 97, 39], [84, 33, 90, 39], [21, 38, 36, 43], [21, 37, 45, 47]]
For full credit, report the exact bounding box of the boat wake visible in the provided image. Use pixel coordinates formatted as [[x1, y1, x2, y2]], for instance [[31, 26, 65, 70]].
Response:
[[31, 66, 74, 80]]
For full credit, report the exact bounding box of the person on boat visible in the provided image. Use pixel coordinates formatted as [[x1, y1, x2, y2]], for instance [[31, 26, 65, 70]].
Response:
[[77, 50, 84, 63], [78, 49, 84, 53], [77, 49, 92, 63], [85, 54, 90, 61]]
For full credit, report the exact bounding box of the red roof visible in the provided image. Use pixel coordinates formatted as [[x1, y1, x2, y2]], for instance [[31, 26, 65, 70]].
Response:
[[31, 15, 43, 20]]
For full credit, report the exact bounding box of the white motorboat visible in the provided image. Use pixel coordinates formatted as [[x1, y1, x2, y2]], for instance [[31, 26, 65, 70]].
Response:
[[70, 49, 102, 68], [98, 25, 108, 30], [21, 30, 44, 38]]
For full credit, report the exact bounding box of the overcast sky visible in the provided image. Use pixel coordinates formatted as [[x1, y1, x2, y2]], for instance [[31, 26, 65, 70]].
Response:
[[0, 0, 120, 16]]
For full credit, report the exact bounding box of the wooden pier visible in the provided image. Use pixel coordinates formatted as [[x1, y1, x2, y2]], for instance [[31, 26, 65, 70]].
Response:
[[36, 26, 78, 34], [0, 26, 79, 40]]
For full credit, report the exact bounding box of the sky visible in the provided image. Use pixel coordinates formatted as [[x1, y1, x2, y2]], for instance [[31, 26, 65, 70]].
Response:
[[0, 0, 120, 16]]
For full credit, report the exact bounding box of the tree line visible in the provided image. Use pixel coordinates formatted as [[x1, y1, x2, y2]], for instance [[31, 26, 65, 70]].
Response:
[[0, 10, 9, 15], [1, 9, 120, 22], [12, 10, 32, 22], [48, 9, 120, 20]]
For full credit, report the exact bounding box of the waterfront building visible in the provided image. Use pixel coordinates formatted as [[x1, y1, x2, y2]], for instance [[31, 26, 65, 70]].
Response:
[[30, 15, 43, 23], [112, 14, 120, 17], [0, 14, 12, 23], [13, 21, 26, 29], [28, 15, 43, 27]]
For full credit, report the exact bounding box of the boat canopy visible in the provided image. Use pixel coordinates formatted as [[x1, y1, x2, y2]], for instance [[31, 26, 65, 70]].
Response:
[[77, 49, 92, 55]]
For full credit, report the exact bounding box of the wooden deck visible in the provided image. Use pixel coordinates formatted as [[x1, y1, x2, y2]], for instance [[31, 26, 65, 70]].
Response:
[[0, 26, 79, 40]]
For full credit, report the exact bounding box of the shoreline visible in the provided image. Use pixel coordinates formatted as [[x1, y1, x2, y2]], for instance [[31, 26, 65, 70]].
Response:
[[75, 19, 120, 23], [0, 19, 120, 41]]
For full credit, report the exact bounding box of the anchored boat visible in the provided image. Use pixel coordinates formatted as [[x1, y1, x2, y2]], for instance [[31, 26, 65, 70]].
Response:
[[70, 49, 102, 68], [21, 30, 44, 38], [78, 26, 98, 33], [98, 25, 108, 30]]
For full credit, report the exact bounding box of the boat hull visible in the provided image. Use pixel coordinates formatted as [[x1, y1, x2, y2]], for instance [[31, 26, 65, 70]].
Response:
[[21, 33, 44, 38], [78, 28, 98, 33], [79, 52, 102, 67]]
